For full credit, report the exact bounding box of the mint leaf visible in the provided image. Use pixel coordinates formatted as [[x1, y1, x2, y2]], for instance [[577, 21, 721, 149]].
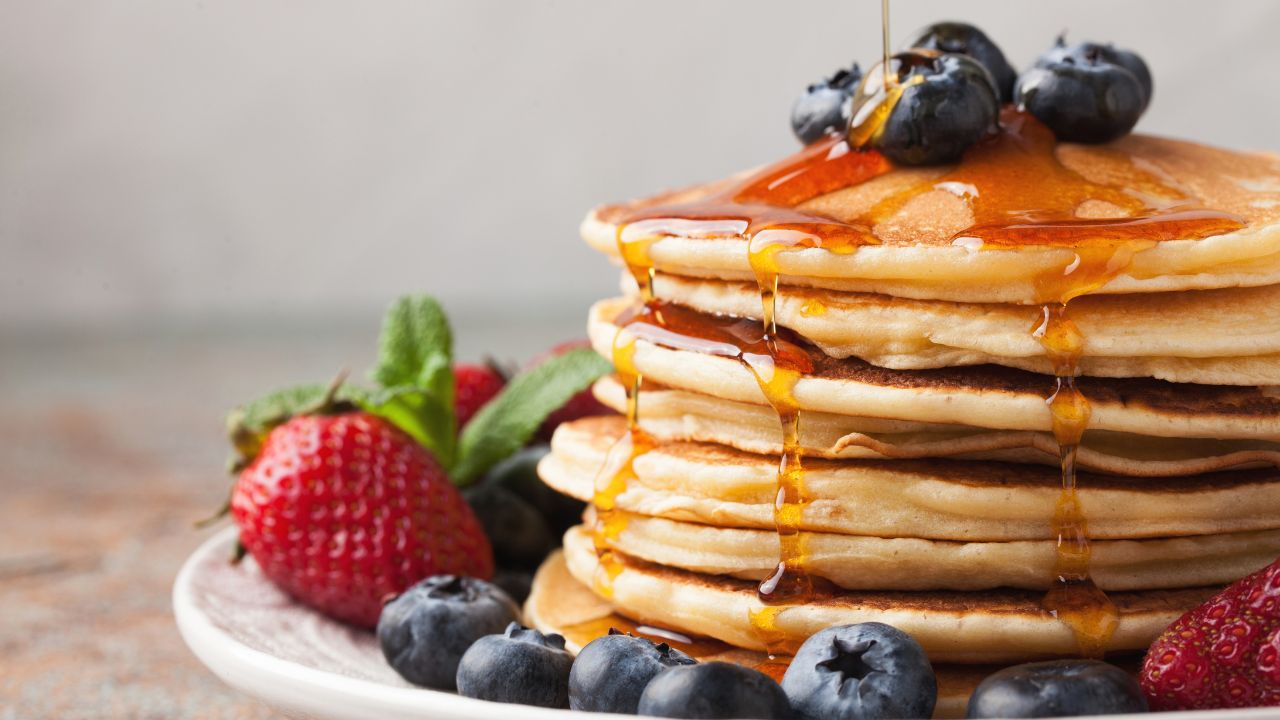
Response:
[[364, 384, 455, 465], [371, 294, 454, 396], [452, 348, 612, 486], [367, 294, 456, 466]]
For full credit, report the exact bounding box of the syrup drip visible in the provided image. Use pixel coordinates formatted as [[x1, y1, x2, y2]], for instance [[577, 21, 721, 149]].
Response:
[[590, 233, 660, 598], [613, 299, 829, 608]]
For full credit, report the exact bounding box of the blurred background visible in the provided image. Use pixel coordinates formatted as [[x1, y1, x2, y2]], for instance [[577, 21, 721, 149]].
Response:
[[2, 1, 1278, 717]]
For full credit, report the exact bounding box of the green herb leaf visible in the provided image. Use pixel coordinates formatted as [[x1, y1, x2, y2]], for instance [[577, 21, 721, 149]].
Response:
[[364, 384, 455, 466], [452, 348, 612, 486], [367, 294, 456, 466]]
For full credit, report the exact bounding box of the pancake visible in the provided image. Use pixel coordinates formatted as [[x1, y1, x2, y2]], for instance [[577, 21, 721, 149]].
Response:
[[542, 416, 1280, 541], [583, 135, 1280, 304], [590, 375, 1280, 476], [561, 526, 1219, 664], [590, 297, 1280, 441], [523, 549, 1058, 719], [636, 272, 1280, 385], [583, 507, 1280, 593]]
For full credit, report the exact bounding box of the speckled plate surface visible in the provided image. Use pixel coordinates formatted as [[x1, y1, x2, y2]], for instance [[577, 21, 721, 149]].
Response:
[[176, 526, 1280, 720]]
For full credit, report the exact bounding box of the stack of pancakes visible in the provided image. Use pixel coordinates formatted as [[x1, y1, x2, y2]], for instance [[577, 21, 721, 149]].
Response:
[[532, 127, 1280, 677]]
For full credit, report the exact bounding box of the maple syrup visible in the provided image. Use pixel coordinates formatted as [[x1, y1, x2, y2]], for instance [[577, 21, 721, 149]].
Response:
[[589, 262, 658, 598]]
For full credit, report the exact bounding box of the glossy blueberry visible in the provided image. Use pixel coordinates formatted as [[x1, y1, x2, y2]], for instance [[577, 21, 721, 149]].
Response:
[[791, 62, 863, 145], [1036, 37, 1152, 109], [455, 622, 574, 708], [781, 622, 936, 720], [462, 483, 556, 571], [486, 444, 585, 538], [1016, 41, 1148, 144], [638, 661, 793, 719], [569, 629, 698, 713], [377, 575, 520, 690], [864, 51, 1000, 165], [965, 660, 1148, 718], [900, 22, 1016, 103]]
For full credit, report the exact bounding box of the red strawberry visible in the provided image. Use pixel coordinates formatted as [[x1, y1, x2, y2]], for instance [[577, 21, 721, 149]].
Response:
[[454, 362, 506, 430], [527, 339, 615, 442], [231, 410, 493, 627], [1140, 558, 1280, 709]]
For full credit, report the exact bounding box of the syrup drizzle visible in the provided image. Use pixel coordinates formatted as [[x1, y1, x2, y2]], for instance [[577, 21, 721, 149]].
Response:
[[602, 3, 1248, 660], [1028, 244, 1151, 657], [1033, 301, 1118, 658], [589, 252, 658, 599]]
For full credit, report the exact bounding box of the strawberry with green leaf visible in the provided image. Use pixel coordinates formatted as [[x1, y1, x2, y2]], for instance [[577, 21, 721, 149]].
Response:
[[220, 294, 611, 627]]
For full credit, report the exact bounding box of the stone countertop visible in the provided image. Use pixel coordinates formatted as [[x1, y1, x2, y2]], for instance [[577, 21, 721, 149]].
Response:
[[0, 315, 585, 719]]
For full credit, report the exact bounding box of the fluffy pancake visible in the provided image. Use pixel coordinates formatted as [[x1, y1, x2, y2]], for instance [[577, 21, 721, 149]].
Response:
[[542, 415, 1280, 541], [590, 375, 1280, 476], [561, 526, 1219, 664], [636, 272, 1280, 385], [590, 297, 1280, 441], [584, 507, 1280, 592], [583, 136, 1280, 304], [524, 549, 1046, 719]]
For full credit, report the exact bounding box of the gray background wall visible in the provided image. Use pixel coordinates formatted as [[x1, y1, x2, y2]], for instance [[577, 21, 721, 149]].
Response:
[[2, 1, 1278, 349]]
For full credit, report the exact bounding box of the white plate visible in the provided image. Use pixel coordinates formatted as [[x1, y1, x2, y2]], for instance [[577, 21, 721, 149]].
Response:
[[174, 526, 603, 720], [176, 526, 1280, 720]]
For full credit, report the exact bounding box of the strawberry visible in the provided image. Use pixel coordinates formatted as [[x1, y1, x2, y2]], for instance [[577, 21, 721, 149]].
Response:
[[232, 410, 492, 628], [216, 294, 613, 628], [526, 339, 615, 442], [454, 362, 507, 430], [1140, 557, 1280, 709]]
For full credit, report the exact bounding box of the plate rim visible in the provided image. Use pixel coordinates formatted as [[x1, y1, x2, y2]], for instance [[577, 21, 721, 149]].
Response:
[[175, 525, 1280, 720], [173, 525, 591, 720]]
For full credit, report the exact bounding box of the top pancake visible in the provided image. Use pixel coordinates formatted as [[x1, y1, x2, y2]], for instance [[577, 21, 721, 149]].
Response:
[[583, 136, 1280, 304]]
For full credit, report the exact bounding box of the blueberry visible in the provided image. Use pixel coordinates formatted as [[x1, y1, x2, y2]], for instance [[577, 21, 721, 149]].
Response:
[[569, 629, 698, 713], [781, 622, 936, 720], [638, 661, 793, 719], [900, 22, 1017, 103], [966, 660, 1148, 718], [1036, 37, 1152, 109], [791, 62, 863, 145], [377, 575, 520, 690], [1015, 41, 1148, 144], [456, 622, 574, 708], [487, 444, 585, 538], [462, 483, 556, 571], [861, 51, 1000, 165]]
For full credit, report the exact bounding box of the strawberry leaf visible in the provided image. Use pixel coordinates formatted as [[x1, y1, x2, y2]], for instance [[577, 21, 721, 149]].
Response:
[[367, 294, 456, 466], [225, 382, 370, 466], [451, 348, 612, 486]]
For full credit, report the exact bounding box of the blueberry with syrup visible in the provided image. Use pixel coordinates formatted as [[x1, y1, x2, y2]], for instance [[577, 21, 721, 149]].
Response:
[[857, 50, 1000, 166], [900, 21, 1017, 103]]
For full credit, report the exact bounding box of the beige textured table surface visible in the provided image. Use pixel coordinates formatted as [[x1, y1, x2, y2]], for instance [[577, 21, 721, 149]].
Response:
[[0, 315, 583, 719]]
